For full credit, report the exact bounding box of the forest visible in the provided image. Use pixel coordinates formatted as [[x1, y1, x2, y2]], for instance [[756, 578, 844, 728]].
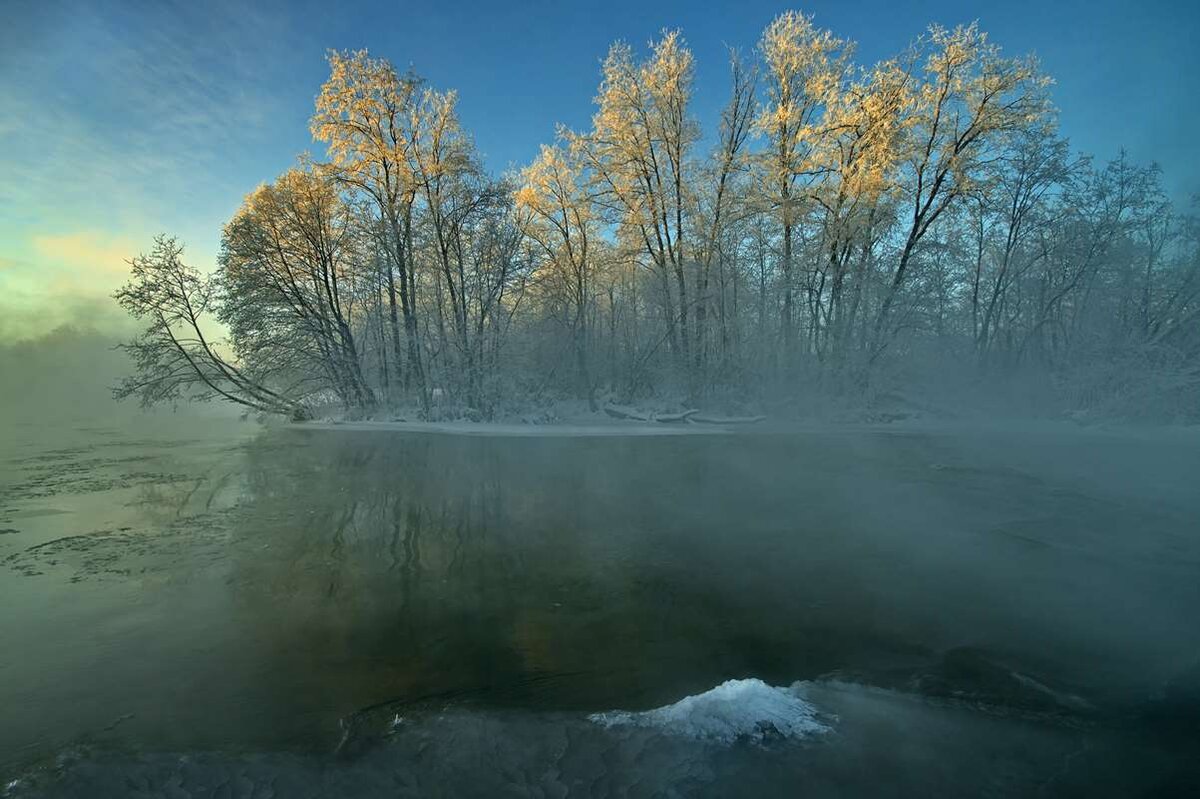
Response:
[[113, 12, 1200, 422]]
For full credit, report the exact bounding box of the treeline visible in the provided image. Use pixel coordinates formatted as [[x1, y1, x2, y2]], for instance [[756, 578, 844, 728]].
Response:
[[115, 12, 1200, 421]]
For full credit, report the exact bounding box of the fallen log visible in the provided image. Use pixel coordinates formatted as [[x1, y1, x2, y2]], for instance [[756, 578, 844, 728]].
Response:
[[654, 409, 699, 423], [603, 404, 650, 422], [689, 414, 766, 425]]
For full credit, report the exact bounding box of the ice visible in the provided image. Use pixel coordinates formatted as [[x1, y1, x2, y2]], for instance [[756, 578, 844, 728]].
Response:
[[588, 678, 830, 744]]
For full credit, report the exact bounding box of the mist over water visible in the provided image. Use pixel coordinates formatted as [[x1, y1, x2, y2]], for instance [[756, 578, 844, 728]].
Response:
[[2, 411, 1198, 795], [3, 2, 1199, 795]]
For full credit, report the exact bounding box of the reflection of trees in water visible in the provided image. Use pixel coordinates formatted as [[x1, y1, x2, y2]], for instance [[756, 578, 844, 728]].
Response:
[[220, 431, 927, 720], [226, 431, 649, 713]]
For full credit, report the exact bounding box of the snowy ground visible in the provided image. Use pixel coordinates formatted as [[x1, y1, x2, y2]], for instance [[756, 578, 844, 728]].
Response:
[[297, 418, 736, 436], [295, 411, 1200, 444]]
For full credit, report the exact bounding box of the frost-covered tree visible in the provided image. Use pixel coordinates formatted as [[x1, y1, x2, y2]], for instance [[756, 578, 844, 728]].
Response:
[[113, 236, 304, 417], [311, 50, 429, 408], [517, 144, 602, 410], [218, 166, 375, 410], [754, 12, 850, 360], [114, 14, 1199, 422], [572, 31, 699, 378]]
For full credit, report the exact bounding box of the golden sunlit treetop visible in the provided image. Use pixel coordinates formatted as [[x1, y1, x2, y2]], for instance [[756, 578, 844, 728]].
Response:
[[99, 10, 1195, 425]]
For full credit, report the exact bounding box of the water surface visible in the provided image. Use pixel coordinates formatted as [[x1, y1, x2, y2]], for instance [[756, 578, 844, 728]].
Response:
[[2, 418, 1198, 796]]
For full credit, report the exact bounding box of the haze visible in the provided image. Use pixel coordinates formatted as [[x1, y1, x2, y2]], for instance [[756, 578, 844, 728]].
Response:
[[1, 2, 1198, 796]]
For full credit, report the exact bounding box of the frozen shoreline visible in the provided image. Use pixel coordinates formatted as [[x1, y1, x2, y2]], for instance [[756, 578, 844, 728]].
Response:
[[289, 415, 1200, 441], [293, 418, 736, 437]]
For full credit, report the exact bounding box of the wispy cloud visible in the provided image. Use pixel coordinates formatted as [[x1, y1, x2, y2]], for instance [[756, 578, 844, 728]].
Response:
[[0, 0, 308, 340], [32, 230, 139, 283], [0, 1, 302, 227]]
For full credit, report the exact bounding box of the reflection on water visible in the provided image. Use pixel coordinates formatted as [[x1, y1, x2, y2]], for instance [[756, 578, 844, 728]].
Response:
[[2, 422, 1199, 794], [215, 431, 933, 739]]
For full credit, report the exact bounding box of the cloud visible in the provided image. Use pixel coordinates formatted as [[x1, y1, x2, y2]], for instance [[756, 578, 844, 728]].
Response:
[[0, 255, 27, 272], [0, 1, 300, 230], [1, 1, 298, 342], [1, 229, 141, 341], [0, 226, 224, 342], [0, 292, 132, 343], [32, 230, 139, 282]]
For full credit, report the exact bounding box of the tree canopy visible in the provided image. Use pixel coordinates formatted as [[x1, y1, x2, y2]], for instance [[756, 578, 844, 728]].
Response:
[[114, 13, 1200, 422]]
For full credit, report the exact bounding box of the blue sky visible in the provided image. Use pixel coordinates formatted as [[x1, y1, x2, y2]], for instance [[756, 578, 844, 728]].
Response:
[[2, 0, 1197, 339]]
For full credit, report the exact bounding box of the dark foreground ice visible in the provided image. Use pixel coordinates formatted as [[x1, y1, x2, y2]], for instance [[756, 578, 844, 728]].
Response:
[[7, 677, 1197, 798]]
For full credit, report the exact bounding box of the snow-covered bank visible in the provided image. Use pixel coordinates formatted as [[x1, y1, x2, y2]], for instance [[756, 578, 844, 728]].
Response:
[[290, 413, 1200, 442], [294, 418, 736, 437]]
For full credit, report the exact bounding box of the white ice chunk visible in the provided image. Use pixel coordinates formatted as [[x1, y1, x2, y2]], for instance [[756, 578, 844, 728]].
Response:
[[589, 678, 829, 744]]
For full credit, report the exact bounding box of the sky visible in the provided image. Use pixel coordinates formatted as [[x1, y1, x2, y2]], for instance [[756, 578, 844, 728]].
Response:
[[2, 0, 1197, 342]]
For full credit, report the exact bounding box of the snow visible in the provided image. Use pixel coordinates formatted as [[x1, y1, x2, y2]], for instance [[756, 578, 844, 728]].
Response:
[[588, 678, 830, 744], [296, 419, 734, 437]]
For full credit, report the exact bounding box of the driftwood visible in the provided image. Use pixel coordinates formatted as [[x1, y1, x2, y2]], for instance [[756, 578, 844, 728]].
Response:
[[689, 414, 766, 425], [654, 409, 699, 423], [604, 404, 650, 422], [603, 406, 700, 423]]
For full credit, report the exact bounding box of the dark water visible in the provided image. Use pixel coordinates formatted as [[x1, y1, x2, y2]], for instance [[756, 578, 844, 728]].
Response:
[[1, 418, 1198, 796]]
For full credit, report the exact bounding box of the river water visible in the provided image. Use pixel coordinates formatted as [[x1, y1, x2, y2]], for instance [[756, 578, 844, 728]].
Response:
[[1, 416, 1198, 796]]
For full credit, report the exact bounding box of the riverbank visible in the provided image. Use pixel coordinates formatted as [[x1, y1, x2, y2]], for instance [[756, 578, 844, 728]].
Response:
[[295, 418, 734, 436], [291, 412, 1200, 442]]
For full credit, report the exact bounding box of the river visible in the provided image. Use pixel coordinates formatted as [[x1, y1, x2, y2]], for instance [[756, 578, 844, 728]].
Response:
[[1, 416, 1197, 796]]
